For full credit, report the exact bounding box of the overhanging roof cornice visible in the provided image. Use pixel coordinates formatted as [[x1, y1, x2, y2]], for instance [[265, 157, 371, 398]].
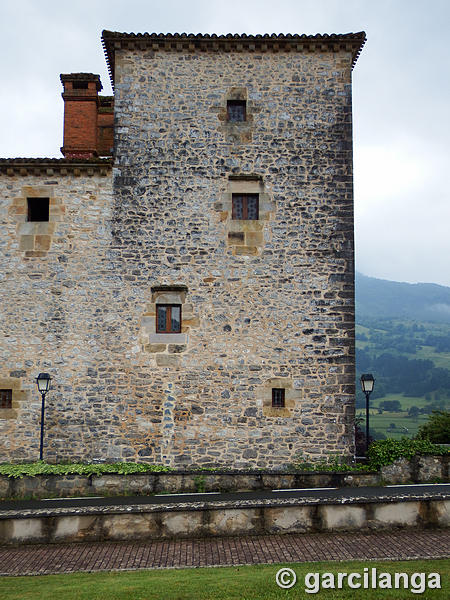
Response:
[[102, 30, 366, 89], [0, 158, 112, 177]]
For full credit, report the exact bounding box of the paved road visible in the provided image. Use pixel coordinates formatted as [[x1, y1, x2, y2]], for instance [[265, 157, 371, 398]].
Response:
[[1, 483, 449, 511], [0, 529, 448, 576]]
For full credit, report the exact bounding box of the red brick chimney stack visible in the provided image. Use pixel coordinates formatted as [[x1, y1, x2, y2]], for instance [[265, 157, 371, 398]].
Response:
[[60, 73, 102, 159]]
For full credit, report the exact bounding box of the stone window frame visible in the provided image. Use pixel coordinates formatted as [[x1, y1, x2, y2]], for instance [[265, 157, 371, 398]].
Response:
[[9, 185, 65, 258], [216, 175, 274, 256], [140, 286, 200, 366], [216, 87, 258, 143], [260, 377, 301, 418], [0, 377, 27, 420]]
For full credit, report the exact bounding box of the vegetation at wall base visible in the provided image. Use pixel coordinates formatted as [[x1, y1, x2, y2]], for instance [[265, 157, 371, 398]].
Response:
[[0, 438, 447, 479]]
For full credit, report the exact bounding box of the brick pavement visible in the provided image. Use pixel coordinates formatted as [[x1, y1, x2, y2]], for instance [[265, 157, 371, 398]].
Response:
[[0, 529, 449, 576]]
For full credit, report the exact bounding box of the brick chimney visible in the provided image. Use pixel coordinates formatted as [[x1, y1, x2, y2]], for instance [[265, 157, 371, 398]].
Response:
[[60, 73, 107, 159]]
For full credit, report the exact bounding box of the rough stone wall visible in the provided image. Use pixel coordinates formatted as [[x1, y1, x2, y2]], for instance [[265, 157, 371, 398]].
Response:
[[0, 171, 113, 462], [0, 45, 356, 468], [109, 47, 356, 467]]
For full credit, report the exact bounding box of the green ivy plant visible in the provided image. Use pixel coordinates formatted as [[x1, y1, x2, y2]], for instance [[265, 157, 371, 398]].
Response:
[[367, 438, 448, 470]]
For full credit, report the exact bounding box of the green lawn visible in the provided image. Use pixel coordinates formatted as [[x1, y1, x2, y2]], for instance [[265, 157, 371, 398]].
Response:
[[0, 560, 447, 600]]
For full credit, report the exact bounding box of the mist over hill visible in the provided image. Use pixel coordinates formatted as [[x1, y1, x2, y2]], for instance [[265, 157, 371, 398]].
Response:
[[356, 273, 450, 323]]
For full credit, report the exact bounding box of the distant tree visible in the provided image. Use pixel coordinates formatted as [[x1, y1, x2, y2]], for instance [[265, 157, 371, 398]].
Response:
[[379, 400, 402, 412], [416, 411, 450, 444], [408, 406, 420, 419]]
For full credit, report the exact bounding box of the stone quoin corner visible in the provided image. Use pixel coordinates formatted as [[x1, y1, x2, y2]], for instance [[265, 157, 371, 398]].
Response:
[[0, 30, 366, 467]]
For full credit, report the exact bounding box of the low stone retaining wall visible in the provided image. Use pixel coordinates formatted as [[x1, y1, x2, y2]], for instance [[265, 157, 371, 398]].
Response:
[[0, 493, 448, 546], [0, 455, 447, 500]]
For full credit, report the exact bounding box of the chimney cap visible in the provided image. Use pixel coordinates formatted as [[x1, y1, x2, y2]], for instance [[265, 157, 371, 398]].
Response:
[[60, 73, 103, 91]]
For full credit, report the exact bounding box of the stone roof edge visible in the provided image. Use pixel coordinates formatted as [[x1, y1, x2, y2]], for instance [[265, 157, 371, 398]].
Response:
[[0, 158, 113, 177], [102, 30, 366, 89]]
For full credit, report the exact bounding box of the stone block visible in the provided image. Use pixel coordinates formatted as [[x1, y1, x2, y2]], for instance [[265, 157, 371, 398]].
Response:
[[53, 516, 98, 541], [102, 513, 160, 540], [34, 235, 51, 251], [373, 502, 421, 527], [156, 354, 180, 367], [208, 508, 260, 535], [319, 505, 366, 531], [161, 510, 204, 537], [144, 343, 167, 353], [265, 506, 314, 533], [19, 235, 34, 251]]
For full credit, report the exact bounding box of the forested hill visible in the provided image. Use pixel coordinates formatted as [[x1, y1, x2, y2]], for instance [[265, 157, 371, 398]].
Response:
[[356, 273, 450, 323]]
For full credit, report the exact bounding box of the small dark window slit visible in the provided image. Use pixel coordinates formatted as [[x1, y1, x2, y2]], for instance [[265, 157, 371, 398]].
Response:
[[227, 100, 246, 122], [0, 389, 12, 409], [27, 198, 49, 222], [272, 388, 285, 408]]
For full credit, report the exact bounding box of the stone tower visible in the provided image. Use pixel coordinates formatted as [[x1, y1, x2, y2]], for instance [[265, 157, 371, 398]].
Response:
[[0, 30, 365, 468]]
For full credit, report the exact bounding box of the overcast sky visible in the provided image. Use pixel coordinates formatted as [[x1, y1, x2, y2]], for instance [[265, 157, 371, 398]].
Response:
[[1, 0, 449, 287]]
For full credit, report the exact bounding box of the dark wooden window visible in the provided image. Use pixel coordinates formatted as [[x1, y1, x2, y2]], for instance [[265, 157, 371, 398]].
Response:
[[272, 388, 285, 408], [232, 194, 259, 220], [0, 389, 12, 409], [27, 198, 49, 222], [227, 100, 246, 122], [156, 304, 181, 333]]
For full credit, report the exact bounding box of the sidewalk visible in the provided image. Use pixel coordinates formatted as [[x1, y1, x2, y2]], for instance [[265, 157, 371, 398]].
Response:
[[0, 529, 448, 576]]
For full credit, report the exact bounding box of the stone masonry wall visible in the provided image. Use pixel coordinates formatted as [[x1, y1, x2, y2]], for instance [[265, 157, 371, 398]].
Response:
[[0, 45, 356, 468], [0, 170, 113, 462], [109, 46, 356, 467]]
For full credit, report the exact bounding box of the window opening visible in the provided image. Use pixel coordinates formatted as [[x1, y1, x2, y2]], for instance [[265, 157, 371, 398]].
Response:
[[27, 198, 49, 222], [227, 100, 246, 122], [156, 304, 182, 333], [0, 389, 12, 409], [73, 81, 89, 90], [232, 194, 259, 220], [272, 388, 285, 408]]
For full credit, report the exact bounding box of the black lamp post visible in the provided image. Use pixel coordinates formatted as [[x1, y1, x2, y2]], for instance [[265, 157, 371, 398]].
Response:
[[36, 372, 52, 461], [360, 373, 375, 455]]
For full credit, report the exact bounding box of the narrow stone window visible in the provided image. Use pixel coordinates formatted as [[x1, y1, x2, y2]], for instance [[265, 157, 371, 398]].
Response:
[[232, 194, 259, 220], [27, 198, 49, 222], [227, 100, 246, 122], [272, 388, 285, 408], [0, 389, 12, 409], [156, 304, 182, 333]]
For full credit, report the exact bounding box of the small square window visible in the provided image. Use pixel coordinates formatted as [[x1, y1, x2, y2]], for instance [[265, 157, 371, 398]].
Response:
[[27, 198, 49, 222], [0, 389, 12, 409], [232, 194, 259, 220], [227, 100, 246, 122], [272, 388, 285, 408], [156, 304, 182, 333]]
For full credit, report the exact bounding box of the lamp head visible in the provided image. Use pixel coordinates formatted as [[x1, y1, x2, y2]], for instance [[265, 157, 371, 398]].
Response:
[[360, 373, 375, 394], [36, 372, 52, 394]]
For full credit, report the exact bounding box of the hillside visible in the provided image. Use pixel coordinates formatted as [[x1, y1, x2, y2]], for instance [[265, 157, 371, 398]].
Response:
[[356, 272, 450, 323], [355, 273, 450, 439]]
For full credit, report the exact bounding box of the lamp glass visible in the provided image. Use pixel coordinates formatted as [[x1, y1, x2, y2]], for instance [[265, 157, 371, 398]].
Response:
[[360, 374, 375, 393], [36, 372, 51, 394]]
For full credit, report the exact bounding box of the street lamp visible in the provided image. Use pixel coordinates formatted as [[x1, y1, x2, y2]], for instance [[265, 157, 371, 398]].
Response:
[[360, 373, 375, 456], [36, 372, 52, 461]]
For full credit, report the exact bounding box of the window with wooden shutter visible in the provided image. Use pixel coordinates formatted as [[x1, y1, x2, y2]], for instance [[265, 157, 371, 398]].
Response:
[[232, 194, 259, 220]]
